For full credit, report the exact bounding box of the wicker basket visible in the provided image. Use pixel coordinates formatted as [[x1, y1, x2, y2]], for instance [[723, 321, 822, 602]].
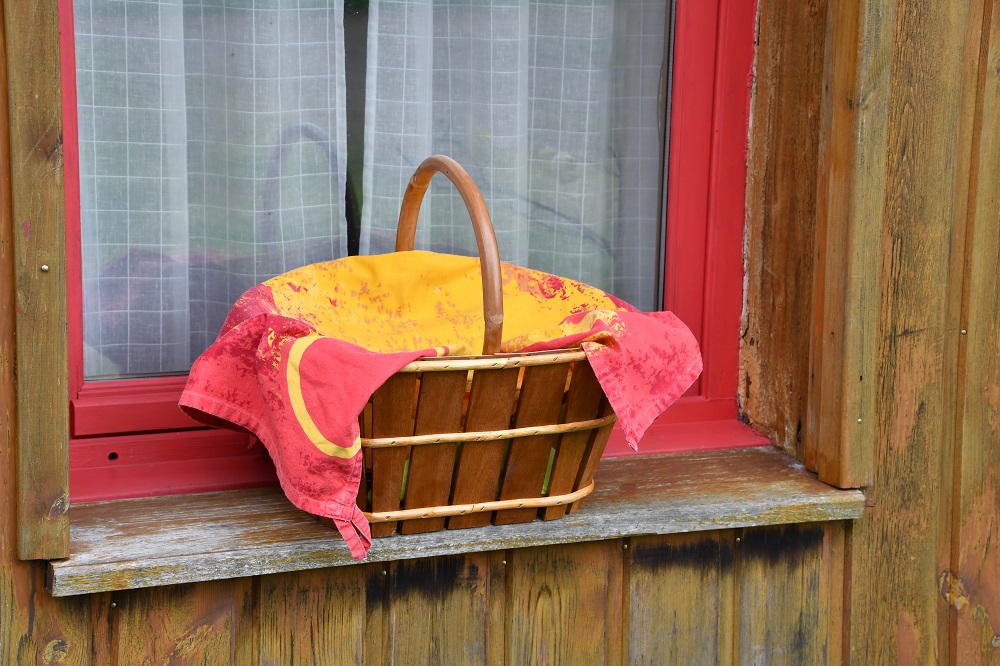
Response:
[[349, 155, 617, 537]]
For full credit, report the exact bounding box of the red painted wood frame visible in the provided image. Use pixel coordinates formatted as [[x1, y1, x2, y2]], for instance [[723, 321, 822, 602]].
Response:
[[61, 0, 767, 503]]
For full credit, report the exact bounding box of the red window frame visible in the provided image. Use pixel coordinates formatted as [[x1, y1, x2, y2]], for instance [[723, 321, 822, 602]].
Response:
[[62, 0, 766, 503]]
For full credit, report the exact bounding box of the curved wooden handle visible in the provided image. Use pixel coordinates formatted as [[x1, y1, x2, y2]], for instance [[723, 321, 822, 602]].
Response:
[[396, 155, 504, 355]]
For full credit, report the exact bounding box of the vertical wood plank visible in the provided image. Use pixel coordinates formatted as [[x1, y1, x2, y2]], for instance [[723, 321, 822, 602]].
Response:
[[954, 2, 1000, 659], [114, 579, 253, 665], [822, 522, 847, 666], [741, 0, 828, 463], [0, 563, 111, 666], [4, 0, 69, 560], [363, 562, 389, 666], [256, 567, 365, 665], [626, 531, 736, 665], [0, 8, 111, 659], [808, 0, 894, 489], [370, 373, 418, 537], [736, 524, 828, 665], [486, 550, 507, 666], [844, 1, 977, 663], [494, 363, 569, 526], [386, 553, 492, 665], [401, 370, 468, 534], [507, 540, 623, 665], [541, 362, 604, 521], [566, 400, 615, 514], [449, 368, 519, 530]]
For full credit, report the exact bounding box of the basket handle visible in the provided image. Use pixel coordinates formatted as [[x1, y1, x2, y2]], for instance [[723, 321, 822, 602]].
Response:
[[395, 155, 504, 355]]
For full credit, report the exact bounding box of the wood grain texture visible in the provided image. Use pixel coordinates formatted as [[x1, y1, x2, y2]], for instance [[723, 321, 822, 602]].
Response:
[[363, 562, 388, 666], [370, 373, 418, 537], [626, 531, 735, 664], [567, 399, 615, 514], [255, 567, 365, 665], [113, 579, 252, 665], [507, 540, 623, 665], [844, 1, 977, 663], [4, 0, 70, 560], [736, 524, 829, 665], [385, 554, 492, 664], [49, 447, 864, 597], [807, 0, 894, 489], [400, 370, 467, 534], [448, 368, 520, 530], [740, 0, 828, 462], [0, 8, 114, 662], [953, 1, 1000, 659], [494, 363, 569, 525]]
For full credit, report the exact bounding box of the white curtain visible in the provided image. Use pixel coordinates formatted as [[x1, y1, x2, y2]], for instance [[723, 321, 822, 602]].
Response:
[[361, 0, 666, 311], [75, 0, 348, 378]]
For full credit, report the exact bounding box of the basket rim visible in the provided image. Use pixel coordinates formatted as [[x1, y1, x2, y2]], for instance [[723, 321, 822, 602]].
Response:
[[398, 348, 587, 372]]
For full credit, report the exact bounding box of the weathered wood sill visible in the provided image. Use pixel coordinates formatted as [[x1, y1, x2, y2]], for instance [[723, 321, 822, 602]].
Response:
[[48, 446, 864, 597]]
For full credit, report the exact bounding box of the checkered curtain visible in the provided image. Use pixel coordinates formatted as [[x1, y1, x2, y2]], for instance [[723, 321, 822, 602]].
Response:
[[74, 0, 349, 378], [360, 0, 667, 311]]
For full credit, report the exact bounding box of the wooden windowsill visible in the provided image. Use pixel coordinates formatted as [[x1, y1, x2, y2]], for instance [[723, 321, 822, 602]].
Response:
[[48, 446, 864, 597]]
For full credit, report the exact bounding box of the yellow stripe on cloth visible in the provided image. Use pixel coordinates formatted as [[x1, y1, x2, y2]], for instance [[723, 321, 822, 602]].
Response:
[[287, 336, 362, 459]]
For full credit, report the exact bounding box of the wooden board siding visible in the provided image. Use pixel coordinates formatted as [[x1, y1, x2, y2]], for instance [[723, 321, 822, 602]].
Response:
[[626, 531, 736, 664], [742, 0, 1000, 663], [2, 523, 847, 664], [737, 524, 830, 664], [840, 1, 985, 663]]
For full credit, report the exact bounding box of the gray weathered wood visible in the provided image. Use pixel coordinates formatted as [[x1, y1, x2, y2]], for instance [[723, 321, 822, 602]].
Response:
[[49, 447, 863, 597]]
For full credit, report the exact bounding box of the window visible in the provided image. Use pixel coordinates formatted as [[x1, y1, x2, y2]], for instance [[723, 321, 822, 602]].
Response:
[[61, 0, 762, 503]]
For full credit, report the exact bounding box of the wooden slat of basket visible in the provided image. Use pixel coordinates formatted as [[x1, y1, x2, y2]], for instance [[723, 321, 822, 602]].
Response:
[[540, 362, 606, 521], [493, 363, 570, 526], [447, 367, 521, 530], [399, 370, 468, 534], [369, 373, 418, 537], [568, 398, 617, 514]]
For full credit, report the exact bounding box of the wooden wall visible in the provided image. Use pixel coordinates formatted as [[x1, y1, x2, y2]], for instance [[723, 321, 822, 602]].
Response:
[[0, 523, 847, 664], [2, 0, 998, 664], [743, 0, 1000, 663]]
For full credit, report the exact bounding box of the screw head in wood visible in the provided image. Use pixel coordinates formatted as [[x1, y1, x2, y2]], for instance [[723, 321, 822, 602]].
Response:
[[993, 635, 1000, 648], [735, 536, 741, 543], [110, 602, 116, 609], [381, 570, 387, 576], [857, 418, 863, 423], [502, 560, 506, 566], [961, 329, 968, 335], [40, 264, 50, 272]]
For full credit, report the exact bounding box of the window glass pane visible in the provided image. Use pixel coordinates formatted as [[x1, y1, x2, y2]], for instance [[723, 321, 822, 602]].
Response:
[[361, 0, 668, 310], [75, 0, 349, 379], [74, 0, 668, 380]]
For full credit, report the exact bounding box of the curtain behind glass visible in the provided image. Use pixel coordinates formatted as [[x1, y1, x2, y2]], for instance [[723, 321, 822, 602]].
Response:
[[361, 0, 665, 310], [74, 0, 348, 379]]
